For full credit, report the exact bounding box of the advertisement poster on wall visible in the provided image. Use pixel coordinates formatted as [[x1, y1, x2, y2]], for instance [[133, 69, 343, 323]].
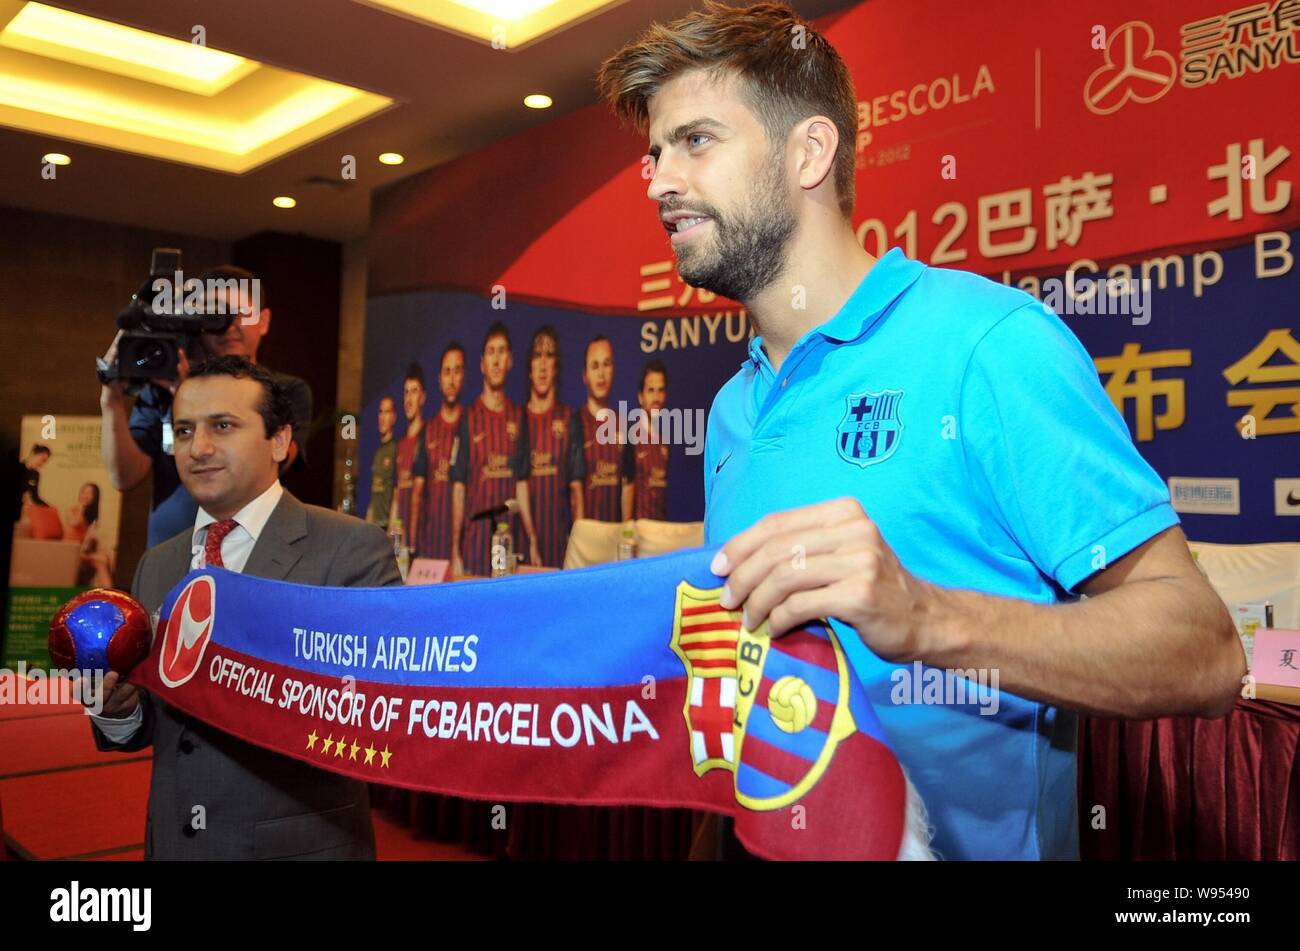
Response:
[[4, 415, 122, 669]]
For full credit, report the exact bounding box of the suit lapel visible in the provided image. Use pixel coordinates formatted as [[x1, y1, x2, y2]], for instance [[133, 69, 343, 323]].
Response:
[[151, 531, 201, 730], [242, 489, 307, 582], [149, 532, 195, 610], [166, 532, 193, 585]]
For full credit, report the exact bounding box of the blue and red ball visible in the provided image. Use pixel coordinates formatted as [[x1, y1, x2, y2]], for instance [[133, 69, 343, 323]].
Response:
[[48, 589, 151, 675]]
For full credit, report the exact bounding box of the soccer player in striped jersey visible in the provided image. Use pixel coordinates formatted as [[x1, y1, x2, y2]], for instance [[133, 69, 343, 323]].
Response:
[[366, 394, 398, 529], [450, 322, 539, 577], [574, 335, 634, 522], [388, 363, 427, 551], [525, 326, 586, 567], [419, 342, 465, 559], [624, 359, 670, 519]]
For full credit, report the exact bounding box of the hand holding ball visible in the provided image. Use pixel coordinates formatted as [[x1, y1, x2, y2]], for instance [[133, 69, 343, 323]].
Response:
[[48, 589, 151, 676]]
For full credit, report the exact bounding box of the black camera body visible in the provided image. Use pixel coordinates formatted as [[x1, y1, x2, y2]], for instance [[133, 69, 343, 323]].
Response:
[[97, 248, 235, 389]]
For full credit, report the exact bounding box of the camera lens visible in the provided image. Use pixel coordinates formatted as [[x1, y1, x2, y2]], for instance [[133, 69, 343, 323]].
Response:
[[133, 343, 168, 371]]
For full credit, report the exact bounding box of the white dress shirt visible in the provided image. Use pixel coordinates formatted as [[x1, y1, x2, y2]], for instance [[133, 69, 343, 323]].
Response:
[[190, 480, 284, 572], [92, 481, 284, 742]]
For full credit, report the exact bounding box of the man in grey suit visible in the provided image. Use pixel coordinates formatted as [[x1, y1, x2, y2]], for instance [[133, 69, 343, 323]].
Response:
[[88, 356, 401, 860]]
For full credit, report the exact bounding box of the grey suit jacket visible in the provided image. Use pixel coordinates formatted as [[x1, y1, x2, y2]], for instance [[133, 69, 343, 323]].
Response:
[[91, 489, 403, 860]]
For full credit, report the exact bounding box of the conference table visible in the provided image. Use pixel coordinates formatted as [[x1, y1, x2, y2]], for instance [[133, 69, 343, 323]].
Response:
[[372, 566, 1300, 860], [1078, 697, 1300, 861]]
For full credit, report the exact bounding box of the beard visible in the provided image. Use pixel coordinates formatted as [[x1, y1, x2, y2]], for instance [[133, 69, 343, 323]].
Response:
[[671, 156, 795, 304]]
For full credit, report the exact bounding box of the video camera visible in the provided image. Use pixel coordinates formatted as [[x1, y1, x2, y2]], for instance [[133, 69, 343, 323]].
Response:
[[96, 248, 237, 389]]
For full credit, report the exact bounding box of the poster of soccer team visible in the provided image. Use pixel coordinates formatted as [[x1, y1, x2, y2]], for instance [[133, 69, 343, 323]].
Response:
[[357, 290, 741, 575]]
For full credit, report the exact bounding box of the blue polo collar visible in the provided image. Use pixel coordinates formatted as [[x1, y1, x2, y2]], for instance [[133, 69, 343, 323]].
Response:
[[744, 248, 926, 369]]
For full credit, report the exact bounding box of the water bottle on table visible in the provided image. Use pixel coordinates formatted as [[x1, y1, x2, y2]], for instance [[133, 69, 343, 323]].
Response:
[[491, 520, 514, 578]]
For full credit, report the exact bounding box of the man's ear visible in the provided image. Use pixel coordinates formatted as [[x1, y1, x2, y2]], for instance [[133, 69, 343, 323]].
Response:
[[270, 422, 292, 464], [795, 115, 839, 193], [258, 308, 272, 338]]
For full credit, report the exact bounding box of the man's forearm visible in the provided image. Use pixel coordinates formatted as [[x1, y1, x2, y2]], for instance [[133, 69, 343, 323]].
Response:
[[515, 481, 537, 543], [409, 479, 423, 552], [451, 483, 465, 559], [99, 391, 151, 490], [569, 482, 584, 522], [917, 577, 1244, 720]]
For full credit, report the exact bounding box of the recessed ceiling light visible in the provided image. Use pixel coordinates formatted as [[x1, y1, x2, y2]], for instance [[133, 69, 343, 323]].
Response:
[[42, 152, 70, 165], [0, 4, 392, 173], [378, 152, 405, 165], [1, 2, 256, 96], [272, 196, 297, 208], [523, 94, 552, 109], [356, 0, 623, 50]]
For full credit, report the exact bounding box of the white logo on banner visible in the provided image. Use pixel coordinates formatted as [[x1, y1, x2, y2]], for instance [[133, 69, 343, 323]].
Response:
[[1168, 477, 1240, 515]]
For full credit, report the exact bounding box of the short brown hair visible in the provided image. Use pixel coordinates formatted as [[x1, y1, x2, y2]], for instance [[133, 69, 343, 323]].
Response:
[[596, 1, 858, 218]]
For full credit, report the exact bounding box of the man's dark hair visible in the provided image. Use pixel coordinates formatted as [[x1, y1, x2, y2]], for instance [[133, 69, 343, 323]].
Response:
[[640, 359, 668, 392], [29, 444, 51, 458], [529, 325, 560, 379], [584, 335, 612, 365], [597, 1, 858, 219], [184, 356, 294, 439], [197, 264, 266, 312], [404, 361, 426, 390], [440, 341, 466, 367], [483, 322, 511, 354]]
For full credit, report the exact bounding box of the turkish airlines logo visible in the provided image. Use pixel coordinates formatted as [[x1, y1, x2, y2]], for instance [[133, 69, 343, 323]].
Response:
[[1084, 21, 1176, 115], [158, 576, 216, 688]]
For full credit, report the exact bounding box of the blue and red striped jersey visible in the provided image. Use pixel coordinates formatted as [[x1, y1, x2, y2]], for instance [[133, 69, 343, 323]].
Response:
[[451, 396, 529, 576], [626, 441, 670, 520], [576, 405, 631, 523], [526, 402, 585, 567], [419, 407, 461, 558], [393, 428, 427, 547]]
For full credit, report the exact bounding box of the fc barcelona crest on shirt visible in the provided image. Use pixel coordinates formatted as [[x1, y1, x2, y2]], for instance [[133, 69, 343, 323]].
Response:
[[669, 582, 858, 811], [837, 389, 904, 468]]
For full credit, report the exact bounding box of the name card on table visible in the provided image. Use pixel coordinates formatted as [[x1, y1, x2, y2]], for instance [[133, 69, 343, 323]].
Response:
[[405, 558, 449, 585], [1253, 629, 1300, 706]]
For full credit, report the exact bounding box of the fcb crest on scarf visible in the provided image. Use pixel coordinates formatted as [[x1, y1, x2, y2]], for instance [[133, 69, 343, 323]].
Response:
[[669, 582, 857, 811]]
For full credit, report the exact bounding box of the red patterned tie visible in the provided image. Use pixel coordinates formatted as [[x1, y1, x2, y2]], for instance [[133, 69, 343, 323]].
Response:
[[203, 518, 239, 569]]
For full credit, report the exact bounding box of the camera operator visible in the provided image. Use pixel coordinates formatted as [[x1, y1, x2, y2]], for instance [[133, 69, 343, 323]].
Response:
[[99, 265, 313, 547]]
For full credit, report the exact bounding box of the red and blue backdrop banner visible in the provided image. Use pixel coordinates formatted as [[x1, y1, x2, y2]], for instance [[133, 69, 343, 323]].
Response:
[[368, 0, 1300, 306], [131, 547, 907, 860], [362, 0, 1299, 549]]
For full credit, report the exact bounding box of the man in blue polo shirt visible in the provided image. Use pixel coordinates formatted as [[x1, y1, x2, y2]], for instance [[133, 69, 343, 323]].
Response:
[[598, 2, 1245, 859]]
